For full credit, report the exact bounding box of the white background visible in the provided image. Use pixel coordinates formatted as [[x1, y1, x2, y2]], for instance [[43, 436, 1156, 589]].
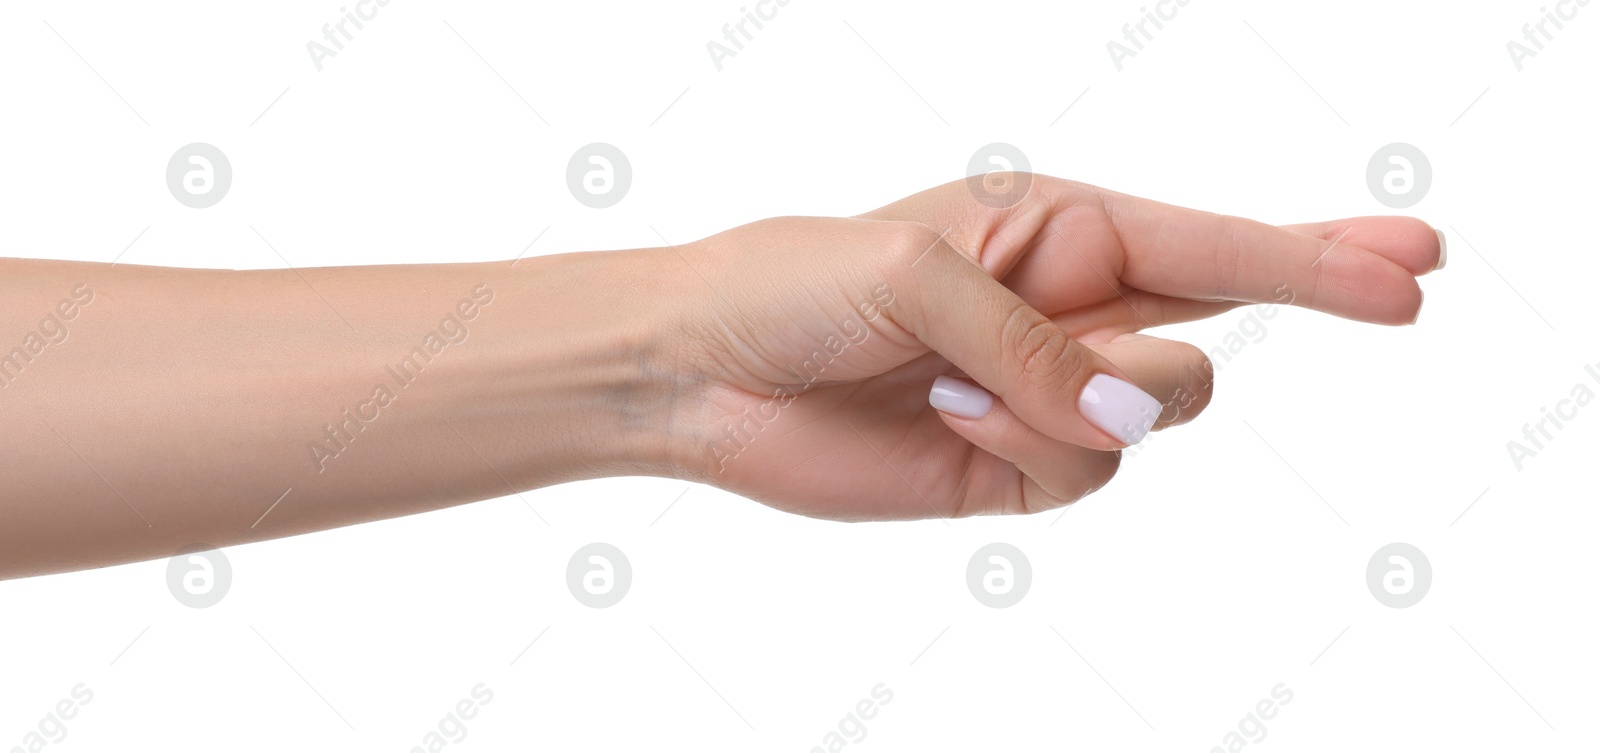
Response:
[[2, 0, 1596, 750]]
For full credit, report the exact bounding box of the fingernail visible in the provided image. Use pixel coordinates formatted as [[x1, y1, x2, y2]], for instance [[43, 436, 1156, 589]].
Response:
[[929, 376, 993, 419], [1079, 373, 1161, 445], [1434, 228, 1448, 271], [1412, 289, 1424, 325]]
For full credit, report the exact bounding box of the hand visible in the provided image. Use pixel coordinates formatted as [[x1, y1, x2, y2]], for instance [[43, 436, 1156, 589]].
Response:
[[663, 175, 1441, 520]]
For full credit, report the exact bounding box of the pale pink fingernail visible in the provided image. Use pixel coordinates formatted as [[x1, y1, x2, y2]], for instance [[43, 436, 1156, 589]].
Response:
[[929, 376, 993, 419], [1079, 373, 1161, 445], [1435, 228, 1448, 270]]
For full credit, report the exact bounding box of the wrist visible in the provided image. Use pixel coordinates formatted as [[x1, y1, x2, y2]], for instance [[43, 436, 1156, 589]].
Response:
[[484, 247, 700, 484]]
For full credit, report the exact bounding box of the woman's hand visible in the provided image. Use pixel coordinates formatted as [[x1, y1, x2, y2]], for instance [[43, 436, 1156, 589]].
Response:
[[0, 173, 1442, 577], [663, 175, 1442, 520]]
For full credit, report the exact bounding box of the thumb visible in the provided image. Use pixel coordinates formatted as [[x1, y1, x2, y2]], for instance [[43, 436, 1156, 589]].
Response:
[[885, 224, 1161, 450]]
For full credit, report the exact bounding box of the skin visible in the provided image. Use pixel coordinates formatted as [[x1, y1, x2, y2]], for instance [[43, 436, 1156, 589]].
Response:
[[0, 174, 1439, 579]]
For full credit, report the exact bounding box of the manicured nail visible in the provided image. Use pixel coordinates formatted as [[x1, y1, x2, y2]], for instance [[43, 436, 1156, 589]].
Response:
[[1079, 373, 1161, 445], [1434, 228, 1448, 270], [929, 376, 993, 419]]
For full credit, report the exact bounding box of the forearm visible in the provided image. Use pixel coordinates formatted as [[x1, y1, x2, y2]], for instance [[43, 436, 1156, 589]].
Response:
[[0, 251, 686, 579]]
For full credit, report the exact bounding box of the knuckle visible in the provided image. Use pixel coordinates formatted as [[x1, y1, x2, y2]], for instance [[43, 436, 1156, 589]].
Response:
[[1091, 449, 1123, 491], [1003, 306, 1081, 388], [868, 221, 942, 295], [1207, 212, 1244, 300], [1078, 450, 1123, 502], [882, 221, 942, 266], [1052, 449, 1122, 510], [1165, 342, 1215, 425], [1179, 341, 1213, 392]]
